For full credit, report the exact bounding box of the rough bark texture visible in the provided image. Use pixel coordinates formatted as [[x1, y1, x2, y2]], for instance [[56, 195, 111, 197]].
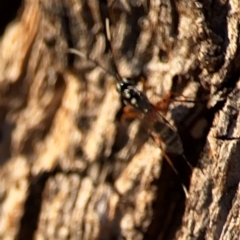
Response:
[[0, 0, 240, 240]]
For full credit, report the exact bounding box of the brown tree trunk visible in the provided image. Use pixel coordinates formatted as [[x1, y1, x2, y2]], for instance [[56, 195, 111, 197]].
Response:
[[0, 0, 240, 239]]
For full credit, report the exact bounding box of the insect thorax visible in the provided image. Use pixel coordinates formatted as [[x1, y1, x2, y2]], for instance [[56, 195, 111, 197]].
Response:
[[117, 82, 152, 113]]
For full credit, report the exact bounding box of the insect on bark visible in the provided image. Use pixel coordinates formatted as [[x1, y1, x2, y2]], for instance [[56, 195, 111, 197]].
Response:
[[115, 78, 193, 189], [117, 79, 184, 156], [68, 19, 193, 196]]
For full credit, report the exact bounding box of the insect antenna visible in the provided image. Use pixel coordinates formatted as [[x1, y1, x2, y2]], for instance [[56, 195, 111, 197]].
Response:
[[68, 48, 123, 82], [68, 18, 126, 87], [104, 18, 122, 81]]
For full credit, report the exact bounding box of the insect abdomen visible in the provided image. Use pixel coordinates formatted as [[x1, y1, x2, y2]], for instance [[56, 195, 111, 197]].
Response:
[[151, 120, 184, 155]]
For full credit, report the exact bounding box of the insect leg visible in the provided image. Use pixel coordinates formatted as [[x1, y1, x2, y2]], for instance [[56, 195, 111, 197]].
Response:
[[154, 92, 172, 115], [151, 134, 189, 198], [121, 106, 141, 123], [181, 153, 193, 171], [162, 151, 189, 199]]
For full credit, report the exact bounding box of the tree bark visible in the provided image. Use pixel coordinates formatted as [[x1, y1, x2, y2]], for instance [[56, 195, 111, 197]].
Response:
[[0, 0, 240, 239]]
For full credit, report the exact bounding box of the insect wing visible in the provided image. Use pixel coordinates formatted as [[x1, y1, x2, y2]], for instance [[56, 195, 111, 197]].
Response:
[[143, 110, 184, 155]]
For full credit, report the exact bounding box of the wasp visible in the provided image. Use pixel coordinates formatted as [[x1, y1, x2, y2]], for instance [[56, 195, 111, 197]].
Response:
[[69, 49, 182, 150], [116, 78, 184, 156], [116, 77, 194, 196], [69, 47, 192, 180], [68, 47, 193, 196]]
